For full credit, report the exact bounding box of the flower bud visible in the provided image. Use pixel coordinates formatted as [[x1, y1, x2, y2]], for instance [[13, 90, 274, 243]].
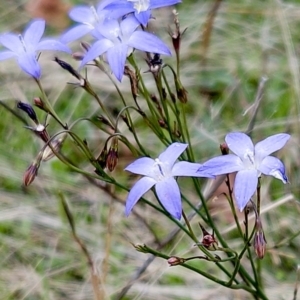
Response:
[[253, 219, 267, 259], [23, 152, 43, 186], [54, 56, 81, 80], [220, 142, 229, 155], [199, 223, 218, 251], [33, 97, 47, 112], [106, 137, 119, 172], [17, 101, 38, 124], [167, 256, 186, 266]]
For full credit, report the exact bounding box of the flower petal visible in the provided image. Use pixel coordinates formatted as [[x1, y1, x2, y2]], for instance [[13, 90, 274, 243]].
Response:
[[198, 154, 243, 175], [158, 143, 187, 167], [254, 133, 290, 161], [80, 39, 114, 67], [234, 169, 258, 211], [125, 157, 155, 176], [128, 31, 171, 55], [258, 156, 288, 183], [134, 10, 151, 27], [172, 161, 214, 178], [106, 44, 128, 81], [150, 0, 182, 9], [225, 132, 254, 158], [36, 39, 71, 53], [155, 177, 182, 219], [120, 15, 140, 38], [125, 176, 156, 216], [23, 19, 45, 47], [17, 53, 41, 78], [69, 6, 96, 23], [0, 51, 16, 60], [60, 25, 94, 44], [0, 33, 22, 52]]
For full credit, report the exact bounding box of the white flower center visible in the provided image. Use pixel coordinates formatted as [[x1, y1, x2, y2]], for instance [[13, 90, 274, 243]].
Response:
[[128, 0, 150, 13], [151, 158, 172, 181], [242, 150, 256, 169]]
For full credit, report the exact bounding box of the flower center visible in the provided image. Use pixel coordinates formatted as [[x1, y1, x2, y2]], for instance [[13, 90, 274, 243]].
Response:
[[243, 150, 256, 169], [152, 158, 171, 181], [128, 0, 150, 13]]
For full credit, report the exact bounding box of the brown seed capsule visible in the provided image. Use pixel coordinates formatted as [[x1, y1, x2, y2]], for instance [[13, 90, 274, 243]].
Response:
[[106, 137, 119, 172]]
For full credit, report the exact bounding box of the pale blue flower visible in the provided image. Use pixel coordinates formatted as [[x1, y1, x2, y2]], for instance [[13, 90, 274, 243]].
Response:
[[198, 132, 290, 211], [0, 19, 70, 79], [125, 142, 214, 219], [60, 2, 111, 44], [80, 15, 171, 81], [103, 0, 181, 26]]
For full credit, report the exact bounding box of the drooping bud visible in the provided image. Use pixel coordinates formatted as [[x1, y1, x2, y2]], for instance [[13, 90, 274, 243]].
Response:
[[167, 256, 186, 266], [253, 218, 267, 259], [17, 102, 38, 124], [198, 223, 218, 251], [23, 151, 43, 186], [54, 57, 82, 80], [106, 137, 119, 172], [220, 142, 229, 155], [33, 97, 47, 112]]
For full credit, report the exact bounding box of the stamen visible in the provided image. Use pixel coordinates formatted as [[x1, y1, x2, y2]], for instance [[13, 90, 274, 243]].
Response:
[[18, 34, 27, 52]]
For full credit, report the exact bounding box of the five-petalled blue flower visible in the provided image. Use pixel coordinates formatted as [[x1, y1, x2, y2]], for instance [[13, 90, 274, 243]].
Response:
[[197, 132, 290, 211], [80, 15, 171, 81], [125, 142, 214, 219], [0, 19, 70, 79]]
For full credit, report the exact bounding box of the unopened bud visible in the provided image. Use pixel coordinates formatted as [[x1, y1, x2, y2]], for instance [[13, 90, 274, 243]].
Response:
[[54, 57, 81, 80], [220, 143, 229, 155], [23, 152, 43, 186], [17, 101, 38, 124], [253, 219, 267, 259], [72, 52, 85, 61], [175, 78, 188, 103], [33, 97, 47, 112], [168, 256, 186, 266], [106, 137, 119, 172], [158, 119, 167, 128], [199, 223, 218, 251]]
